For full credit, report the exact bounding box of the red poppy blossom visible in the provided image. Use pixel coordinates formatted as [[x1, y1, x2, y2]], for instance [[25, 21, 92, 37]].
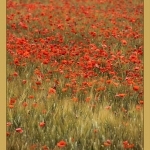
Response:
[[123, 141, 134, 149], [7, 122, 12, 127], [72, 97, 78, 102], [96, 87, 106, 91], [45, 78, 50, 82], [57, 140, 67, 148], [22, 80, 27, 84], [32, 102, 38, 108], [133, 85, 140, 91], [139, 100, 144, 105], [93, 129, 98, 133], [62, 88, 68, 92], [48, 88, 56, 94], [30, 144, 37, 149], [9, 98, 16, 105], [36, 81, 42, 85], [28, 95, 34, 99], [42, 145, 49, 150], [14, 58, 19, 65], [115, 93, 126, 98], [13, 72, 18, 77], [16, 128, 23, 133], [123, 141, 128, 145], [112, 82, 119, 87], [121, 39, 127, 45], [105, 106, 111, 110], [106, 140, 112, 144], [39, 122, 45, 127], [122, 107, 127, 113], [8, 104, 14, 109], [104, 142, 111, 146], [22, 102, 28, 107], [42, 109, 47, 114], [6, 132, 11, 137], [85, 97, 90, 102], [136, 105, 142, 110], [104, 140, 112, 146], [106, 80, 112, 84]]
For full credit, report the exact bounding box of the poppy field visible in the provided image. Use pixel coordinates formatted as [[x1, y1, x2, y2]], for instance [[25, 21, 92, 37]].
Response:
[[7, 0, 144, 149]]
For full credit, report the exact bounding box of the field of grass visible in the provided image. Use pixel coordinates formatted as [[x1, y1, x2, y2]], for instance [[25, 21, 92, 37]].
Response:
[[7, 0, 143, 149]]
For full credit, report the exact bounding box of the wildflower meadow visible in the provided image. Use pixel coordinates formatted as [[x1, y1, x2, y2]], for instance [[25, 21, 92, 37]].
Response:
[[7, 0, 143, 149]]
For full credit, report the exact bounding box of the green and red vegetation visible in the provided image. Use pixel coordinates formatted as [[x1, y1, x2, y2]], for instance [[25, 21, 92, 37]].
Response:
[[7, 0, 143, 149]]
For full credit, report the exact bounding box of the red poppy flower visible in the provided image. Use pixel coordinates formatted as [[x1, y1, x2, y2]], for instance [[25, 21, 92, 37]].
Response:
[[39, 122, 45, 127], [85, 97, 90, 102], [13, 72, 18, 77], [36, 81, 42, 85], [106, 80, 112, 84], [139, 100, 144, 105], [105, 106, 111, 110], [8, 104, 14, 109], [104, 139, 112, 146], [72, 97, 78, 102], [7, 122, 12, 127], [9, 98, 16, 105], [22, 102, 28, 107], [62, 88, 67, 92], [57, 140, 67, 148], [136, 105, 142, 110], [6, 132, 11, 137], [28, 95, 34, 99], [42, 109, 47, 114], [22, 80, 26, 84], [115, 93, 126, 98], [16, 128, 23, 133], [123, 141, 134, 149], [106, 140, 112, 144], [32, 102, 38, 108], [121, 39, 127, 45], [42, 145, 49, 150], [93, 129, 98, 133], [133, 85, 140, 91], [48, 88, 56, 94]]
